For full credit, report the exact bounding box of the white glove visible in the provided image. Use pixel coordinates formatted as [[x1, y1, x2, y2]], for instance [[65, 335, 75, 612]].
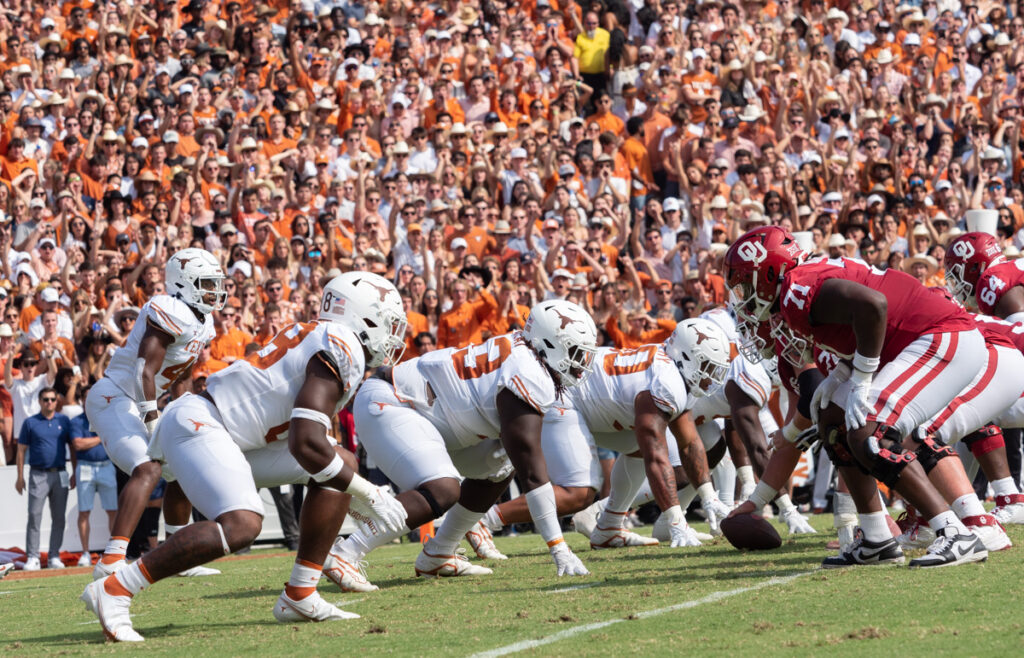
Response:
[[845, 368, 873, 431], [780, 507, 817, 534], [810, 362, 851, 424], [348, 484, 408, 536], [664, 506, 702, 547], [697, 484, 730, 536], [550, 542, 589, 577]]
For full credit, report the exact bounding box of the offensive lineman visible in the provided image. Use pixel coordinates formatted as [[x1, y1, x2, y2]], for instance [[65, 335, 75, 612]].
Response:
[[86, 249, 224, 579], [81, 273, 409, 641]]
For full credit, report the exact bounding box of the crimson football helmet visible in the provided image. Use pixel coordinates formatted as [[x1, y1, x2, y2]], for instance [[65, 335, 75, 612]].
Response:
[[725, 226, 806, 322], [944, 232, 1004, 307], [736, 314, 774, 363]]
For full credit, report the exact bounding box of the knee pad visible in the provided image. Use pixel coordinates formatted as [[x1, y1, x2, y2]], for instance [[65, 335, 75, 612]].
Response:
[[416, 485, 445, 518], [913, 435, 957, 474], [866, 425, 917, 487], [821, 425, 858, 469], [963, 424, 1005, 458]]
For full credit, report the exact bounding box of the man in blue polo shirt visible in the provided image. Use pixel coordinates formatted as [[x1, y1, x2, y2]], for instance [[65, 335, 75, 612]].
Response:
[[71, 408, 117, 567], [15, 387, 75, 571]]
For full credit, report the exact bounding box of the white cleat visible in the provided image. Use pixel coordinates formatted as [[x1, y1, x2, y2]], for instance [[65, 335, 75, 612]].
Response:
[[0, 562, 14, 579], [589, 526, 660, 549], [78, 553, 93, 567], [175, 565, 221, 577], [415, 545, 493, 578], [93, 558, 125, 581], [465, 521, 508, 560], [22, 556, 40, 571], [322, 552, 378, 592], [80, 578, 144, 642], [992, 494, 1024, 525], [47, 557, 65, 569], [273, 589, 360, 622], [571, 501, 603, 539], [963, 515, 1012, 552]]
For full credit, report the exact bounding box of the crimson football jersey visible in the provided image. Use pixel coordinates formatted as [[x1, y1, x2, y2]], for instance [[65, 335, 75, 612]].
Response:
[[779, 258, 974, 364], [975, 259, 1024, 316], [972, 314, 1024, 351]]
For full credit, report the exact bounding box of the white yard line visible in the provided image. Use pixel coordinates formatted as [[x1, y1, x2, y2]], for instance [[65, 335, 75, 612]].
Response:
[[471, 570, 816, 658], [333, 597, 365, 606], [544, 584, 597, 594]]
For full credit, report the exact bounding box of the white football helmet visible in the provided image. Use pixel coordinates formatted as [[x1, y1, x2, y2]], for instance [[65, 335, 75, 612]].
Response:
[[664, 318, 731, 397], [522, 300, 598, 387], [165, 248, 226, 315], [319, 272, 407, 367]]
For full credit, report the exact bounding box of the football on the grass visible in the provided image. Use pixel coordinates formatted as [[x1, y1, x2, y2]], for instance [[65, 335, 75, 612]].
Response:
[[720, 513, 782, 550]]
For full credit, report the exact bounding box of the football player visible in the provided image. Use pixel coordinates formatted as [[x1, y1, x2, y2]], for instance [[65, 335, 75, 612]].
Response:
[[727, 226, 989, 568], [86, 249, 225, 580], [81, 273, 409, 641], [322, 300, 598, 591], [476, 319, 733, 551]]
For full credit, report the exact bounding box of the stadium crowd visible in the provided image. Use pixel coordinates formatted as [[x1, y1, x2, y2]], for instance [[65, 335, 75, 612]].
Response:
[[3, 0, 1024, 567]]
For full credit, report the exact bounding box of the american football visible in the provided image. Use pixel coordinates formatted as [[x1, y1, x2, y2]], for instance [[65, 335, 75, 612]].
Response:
[[721, 513, 783, 550]]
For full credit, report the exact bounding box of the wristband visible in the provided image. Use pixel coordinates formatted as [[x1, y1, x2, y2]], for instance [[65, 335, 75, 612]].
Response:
[[849, 366, 873, 385], [852, 351, 880, 374], [311, 453, 344, 483], [696, 482, 716, 505], [781, 421, 801, 443], [137, 400, 158, 414], [748, 481, 779, 510], [663, 504, 685, 525]]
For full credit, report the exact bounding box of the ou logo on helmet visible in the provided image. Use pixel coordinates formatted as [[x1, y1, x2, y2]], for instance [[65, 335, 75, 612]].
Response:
[[737, 241, 768, 264], [951, 240, 975, 260]]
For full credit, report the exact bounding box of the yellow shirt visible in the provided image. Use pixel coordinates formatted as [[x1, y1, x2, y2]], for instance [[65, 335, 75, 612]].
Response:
[[574, 29, 610, 74]]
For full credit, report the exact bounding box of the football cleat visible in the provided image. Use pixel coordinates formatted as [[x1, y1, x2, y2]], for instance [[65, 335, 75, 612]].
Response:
[[909, 527, 988, 568], [93, 557, 125, 581], [963, 514, 1011, 552], [895, 510, 935, 550], [465, 521, 508, 560], [0, 562, 14, 579], [589, 526, 660, 549], [821, 533, 905, 568], [175, 565, 221, 577], [414, 546, 493, 578], [992, 494, 1024, 525], [322, 552, 378, 592], [571, 501, 603, 539], [273, 589, 360, 622], [80, 578, 144, 642]]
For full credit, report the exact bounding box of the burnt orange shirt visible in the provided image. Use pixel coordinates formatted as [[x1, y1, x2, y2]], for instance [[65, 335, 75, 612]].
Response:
[[436, 289, 499, 349]]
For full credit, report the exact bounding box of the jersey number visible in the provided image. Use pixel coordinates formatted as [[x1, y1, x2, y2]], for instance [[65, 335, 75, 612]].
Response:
[[452, 336, 512, 380], [603, 345, 659, 376], [160, 358, 196, 390], [247, 323, 318, 370], [980, 277, 1007, 308]]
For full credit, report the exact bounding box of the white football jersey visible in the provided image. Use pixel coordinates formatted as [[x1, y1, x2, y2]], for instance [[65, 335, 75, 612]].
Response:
[[691, 354, 774, 427], [104, 295, 214, 399], [392, 332, 556, 446], [566, 345, 689, 433], [206, 321, 366, 451]]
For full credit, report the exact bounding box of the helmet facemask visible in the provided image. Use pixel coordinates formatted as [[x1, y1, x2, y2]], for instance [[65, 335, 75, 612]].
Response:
[[769, 314, 812, 367], [195, 276, 227, 315]]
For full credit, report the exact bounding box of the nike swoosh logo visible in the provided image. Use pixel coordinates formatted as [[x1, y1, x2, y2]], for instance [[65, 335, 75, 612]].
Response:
[[856, 542, 897, 560]]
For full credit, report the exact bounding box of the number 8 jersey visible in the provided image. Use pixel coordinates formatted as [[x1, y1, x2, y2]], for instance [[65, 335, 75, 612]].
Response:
[[104, 295, 215, 399], [205, 321, 366, 451], [392, 332, 557, 446]]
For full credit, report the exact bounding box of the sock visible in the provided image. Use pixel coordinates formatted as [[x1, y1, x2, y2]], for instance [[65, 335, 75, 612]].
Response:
[[928, 510, 968, 534], [337, 522, 411, 562], [991, 476, 1019, 497], [859, 511, 892, 542], [111, 560, 154, 596], [631, 480, 655, 507], [775, 493, 797, 515], [714, 457, 737, 507], [951, 493, 987, 519], [597, 456, 647, 528], [736, 465, 755, 501], [164, 524, 188, 536], [428, 504, 483, 554], [101, 536, 130, 564], [677, 485, 697, 510], [482, 505, 505, 531], [285, 558, 322, 600]]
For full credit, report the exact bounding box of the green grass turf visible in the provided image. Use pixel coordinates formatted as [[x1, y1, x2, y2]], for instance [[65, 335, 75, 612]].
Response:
[[4, 515, 1024, 656]]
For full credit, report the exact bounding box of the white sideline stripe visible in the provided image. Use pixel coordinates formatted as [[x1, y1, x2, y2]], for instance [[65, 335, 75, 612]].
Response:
[[545, 584, 596, 594], [333, 597, 365, 606], [471, 570, 815, 658]]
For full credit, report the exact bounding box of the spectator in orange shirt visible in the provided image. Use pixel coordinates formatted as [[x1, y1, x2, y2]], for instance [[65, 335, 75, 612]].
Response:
[[436, 276, 499, 348], [604, 308, 677, 349], [209, 305, 253, 365]]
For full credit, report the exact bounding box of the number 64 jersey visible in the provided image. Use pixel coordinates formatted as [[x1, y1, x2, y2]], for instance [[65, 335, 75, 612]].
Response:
[[204, 321, 366, 451], [391, 332, 557, 448]]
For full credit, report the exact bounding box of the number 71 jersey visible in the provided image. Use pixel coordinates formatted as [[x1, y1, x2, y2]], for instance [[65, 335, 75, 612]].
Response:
[[205, 321, 366, 451]]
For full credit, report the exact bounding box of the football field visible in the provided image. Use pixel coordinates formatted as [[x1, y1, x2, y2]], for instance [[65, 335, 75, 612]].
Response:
[[4, 516, 1023, 656]]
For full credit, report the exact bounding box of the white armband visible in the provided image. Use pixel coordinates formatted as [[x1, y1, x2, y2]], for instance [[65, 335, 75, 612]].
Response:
[[311, 453, 344, 483], [852, 351, 880, 374], [137, 400, 158, 414], [291, 407, 332, 430]]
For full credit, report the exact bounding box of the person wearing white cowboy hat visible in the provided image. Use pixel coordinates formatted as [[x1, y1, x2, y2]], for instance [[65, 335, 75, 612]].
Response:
[[738, 104, 766, 123], [904, 253, 939, 284], [823, 7, 861, 54]]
